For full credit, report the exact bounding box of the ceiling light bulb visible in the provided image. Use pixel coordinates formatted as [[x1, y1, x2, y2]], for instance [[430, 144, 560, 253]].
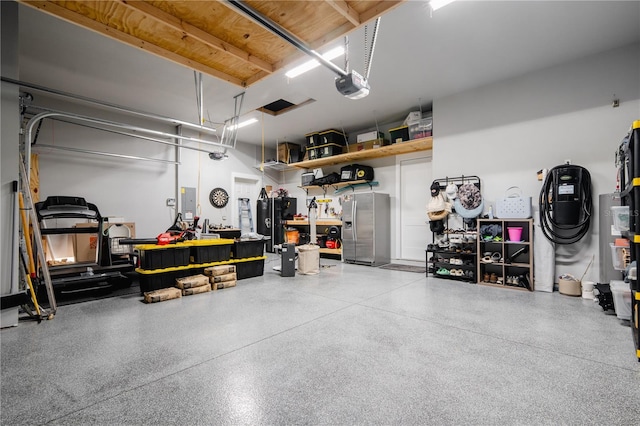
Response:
[[285, 46, 345, 78]]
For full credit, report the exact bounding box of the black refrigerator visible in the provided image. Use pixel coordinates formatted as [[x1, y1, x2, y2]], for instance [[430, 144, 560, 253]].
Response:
[[257, 197, 297, 252]]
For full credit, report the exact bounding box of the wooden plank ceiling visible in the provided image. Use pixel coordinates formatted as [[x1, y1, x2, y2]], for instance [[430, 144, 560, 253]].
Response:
[[20, 0, 405, 87]]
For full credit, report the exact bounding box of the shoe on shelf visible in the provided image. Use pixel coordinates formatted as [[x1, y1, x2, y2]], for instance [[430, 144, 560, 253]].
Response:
[[483, 272, 490, 282], [490, 273, 497, 283], [436, 268, 450, 275]]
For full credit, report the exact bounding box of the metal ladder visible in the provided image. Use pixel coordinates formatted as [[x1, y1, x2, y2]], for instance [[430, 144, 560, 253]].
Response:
[[18, 155, 57, 318], [238, 198, 254, 234]]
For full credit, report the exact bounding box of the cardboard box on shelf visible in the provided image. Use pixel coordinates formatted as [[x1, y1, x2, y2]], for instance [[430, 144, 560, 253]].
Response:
[[345, 139, 389, 153], [357, 130, 384, 143], [277, 142, 301, 164], [404, 111, 421, 125]]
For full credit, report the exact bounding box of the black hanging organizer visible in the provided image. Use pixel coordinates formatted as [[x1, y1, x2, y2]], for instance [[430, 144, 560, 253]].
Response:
[[617, 120, 640, 362], [426, 175, 481, 283]]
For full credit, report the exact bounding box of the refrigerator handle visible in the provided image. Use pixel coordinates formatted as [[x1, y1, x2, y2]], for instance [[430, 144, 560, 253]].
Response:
[[352, 200, 357, 242]]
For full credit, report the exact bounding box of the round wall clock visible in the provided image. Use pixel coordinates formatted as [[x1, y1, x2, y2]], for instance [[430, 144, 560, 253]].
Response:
[[209, 187, 229, 208]]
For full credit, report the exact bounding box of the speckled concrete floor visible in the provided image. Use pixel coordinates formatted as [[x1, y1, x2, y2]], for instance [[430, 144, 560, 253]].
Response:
[[2, 256, 638, 425]]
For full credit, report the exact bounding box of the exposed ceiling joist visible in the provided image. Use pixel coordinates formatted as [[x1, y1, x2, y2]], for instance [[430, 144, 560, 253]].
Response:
[[326, 0, 361, 26], [19, 0, 406, 88], [119, 0, 275, 74]]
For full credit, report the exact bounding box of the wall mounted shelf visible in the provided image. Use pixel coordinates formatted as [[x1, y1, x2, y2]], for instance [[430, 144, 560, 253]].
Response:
[[289, 137, 433, 170]]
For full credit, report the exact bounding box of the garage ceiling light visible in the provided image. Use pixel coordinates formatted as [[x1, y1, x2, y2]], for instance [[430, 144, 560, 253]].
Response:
[[228, 117, 258, 131], [430, 0, 457, 12], [285, 46, 345, 78]]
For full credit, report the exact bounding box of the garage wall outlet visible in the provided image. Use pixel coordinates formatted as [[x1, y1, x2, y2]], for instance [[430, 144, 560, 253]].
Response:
[[166, 198, 176, 207]]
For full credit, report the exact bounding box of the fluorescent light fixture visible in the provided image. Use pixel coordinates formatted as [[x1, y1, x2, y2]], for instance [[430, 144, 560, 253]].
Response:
[[285, 46, 345, 78], [430, 0, 456, 12], [228, 117, 258, 131]]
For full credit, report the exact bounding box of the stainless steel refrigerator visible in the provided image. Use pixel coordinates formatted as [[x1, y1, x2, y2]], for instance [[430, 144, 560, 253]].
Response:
[[341, 192, 390, 266]]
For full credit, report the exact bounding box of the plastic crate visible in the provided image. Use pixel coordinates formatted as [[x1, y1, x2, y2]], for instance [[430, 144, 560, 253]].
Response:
[[611, 206, 629, 232], [389, 125, 409, 144], [408, 117, 433, 139], [137, 268, 192, 293], [610, 243, 630, 271], [306, 146, 320, 160], [317, 143, 344, 158], [235, 257, 266, 280], [304, 131, 320, 147], [137, 244, 190, 270], [184, 239, 234, 264], [318, 129, 347, 146], [610, 280, 632, 320], [233, 239, 266, 258]]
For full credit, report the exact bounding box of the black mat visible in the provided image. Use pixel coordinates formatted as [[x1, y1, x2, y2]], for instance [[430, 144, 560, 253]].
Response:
[[379, 264, 426, 273]]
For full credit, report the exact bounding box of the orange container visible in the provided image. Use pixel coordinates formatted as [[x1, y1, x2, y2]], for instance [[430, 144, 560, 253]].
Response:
[[286, 229, 299, 244]]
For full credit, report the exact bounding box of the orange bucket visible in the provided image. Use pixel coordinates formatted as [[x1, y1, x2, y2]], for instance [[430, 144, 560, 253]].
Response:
[[286, 228, 299, 244]]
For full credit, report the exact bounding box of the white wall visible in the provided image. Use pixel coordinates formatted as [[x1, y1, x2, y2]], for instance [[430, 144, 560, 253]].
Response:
[[1, 1, 20, 326], [282, 152, 416, 260], [433, 43, 640, 283]]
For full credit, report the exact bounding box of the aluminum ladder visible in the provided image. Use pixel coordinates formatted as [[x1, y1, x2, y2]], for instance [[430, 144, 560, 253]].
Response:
[[238, 198, 254, 234]]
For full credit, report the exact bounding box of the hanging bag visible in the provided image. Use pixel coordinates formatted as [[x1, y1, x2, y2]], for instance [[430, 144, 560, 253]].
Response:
[[495, 186, 532, 218]]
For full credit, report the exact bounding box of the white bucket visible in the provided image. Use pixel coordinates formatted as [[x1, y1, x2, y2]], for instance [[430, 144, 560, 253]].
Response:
[[581, 280, 595, 299]]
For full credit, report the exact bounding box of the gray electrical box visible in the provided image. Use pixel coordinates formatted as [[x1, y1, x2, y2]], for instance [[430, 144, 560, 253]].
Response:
[[181, 187, 196, 221]]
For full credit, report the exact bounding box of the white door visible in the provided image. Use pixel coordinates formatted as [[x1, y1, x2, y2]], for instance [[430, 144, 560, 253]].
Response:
[[400, 156, 432, 260], [232, 175, 261, 231]]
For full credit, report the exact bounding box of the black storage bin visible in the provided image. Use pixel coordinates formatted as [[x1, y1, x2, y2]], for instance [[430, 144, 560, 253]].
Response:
[[304, 132, 320, 147], [138, 269, 192, 293], [139, 245, 190, 270], [318, 143, 343, 158], [235, 258, 265, 280], [307, 146, 320, 160], [189, 241, 232, 264], [318, 129, 347, 146], [389, 125, 409, 144], [340, 164, 374, 181], [233, 239, 266, 258]]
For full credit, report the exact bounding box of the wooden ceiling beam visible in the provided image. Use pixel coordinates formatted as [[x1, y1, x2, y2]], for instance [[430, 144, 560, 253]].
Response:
[[325, 0, 360, 26], [359, 1, 405, 23], [20, 1, 246, 87], [118, 0, 274, 74]]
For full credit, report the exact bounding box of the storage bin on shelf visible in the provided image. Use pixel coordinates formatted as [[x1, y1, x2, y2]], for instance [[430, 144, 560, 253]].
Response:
[[389, 125, 409, 143], [610, 280, 632, 321], [610, 243, 630, 271], [318, 129, 347, 146], [408, 117, 433, 139], [304, 131, 320, 147], [611, 206, 629, 232], [307, 143, 344, 159]]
